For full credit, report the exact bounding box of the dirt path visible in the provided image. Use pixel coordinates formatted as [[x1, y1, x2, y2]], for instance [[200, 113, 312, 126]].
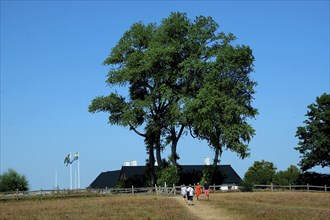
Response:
[[174, 196, 240, 220]]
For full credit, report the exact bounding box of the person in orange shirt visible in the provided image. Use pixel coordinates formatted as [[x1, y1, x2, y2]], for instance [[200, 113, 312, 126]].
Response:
[[195, 182, 202, 201]]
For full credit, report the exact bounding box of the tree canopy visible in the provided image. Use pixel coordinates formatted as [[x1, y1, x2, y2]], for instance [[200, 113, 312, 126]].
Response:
[[243, 160, 277, 185], [273, 165, 301, 185], [0, 169, 29, 192], [89, 12, 257, 184], [295, 93, 330, 171]]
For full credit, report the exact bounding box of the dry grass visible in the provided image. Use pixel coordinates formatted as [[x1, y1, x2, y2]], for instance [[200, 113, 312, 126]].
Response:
[[1, 192, 329, 220], [204, 192, 330, 220], [0, 194, 199, 220]]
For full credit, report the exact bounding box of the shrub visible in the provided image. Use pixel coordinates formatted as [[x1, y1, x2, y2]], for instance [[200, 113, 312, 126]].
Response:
[[239, 181, 254, 192], [0, 168, 29, 192], [157, 166, 179, 186]]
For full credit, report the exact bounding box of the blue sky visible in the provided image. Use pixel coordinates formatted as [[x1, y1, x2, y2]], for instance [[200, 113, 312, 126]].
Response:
[[1, 1, 329, 190]]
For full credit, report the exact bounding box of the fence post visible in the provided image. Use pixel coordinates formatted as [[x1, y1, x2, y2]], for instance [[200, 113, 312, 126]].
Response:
[[271, 183, 273, 192], [289, 184, 291, 192], [307, 184, 309, 192], [325, 185, 327, 192], [16, 189, 19, 200], [132, 186, 134, 194], [165, 182, 168, 195], [173, 184, 176, 195]]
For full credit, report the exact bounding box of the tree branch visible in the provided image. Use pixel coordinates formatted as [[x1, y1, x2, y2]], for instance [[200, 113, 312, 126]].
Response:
[[129, 123, 146, 137]]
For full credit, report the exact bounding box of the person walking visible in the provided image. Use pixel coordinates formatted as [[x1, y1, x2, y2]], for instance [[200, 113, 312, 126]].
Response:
[[195, 182, 202, 201], [180, 184, 187, 202], [203, 181, 210, 200], [186, 184, 194, 206]]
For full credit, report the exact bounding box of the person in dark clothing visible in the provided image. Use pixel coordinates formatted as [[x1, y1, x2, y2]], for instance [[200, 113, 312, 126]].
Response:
[[203, 181, 210, 200]]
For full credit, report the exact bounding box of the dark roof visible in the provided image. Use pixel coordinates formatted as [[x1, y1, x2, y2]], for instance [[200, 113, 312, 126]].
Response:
[[89, 170, 121, 189], [121, 166, 146, 177], [180, 165, 242, 184], [89, 164, 241, 189]]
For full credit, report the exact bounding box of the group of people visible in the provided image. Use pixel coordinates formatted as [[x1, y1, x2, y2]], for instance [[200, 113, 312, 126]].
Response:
[[180, 181, 210, 206]]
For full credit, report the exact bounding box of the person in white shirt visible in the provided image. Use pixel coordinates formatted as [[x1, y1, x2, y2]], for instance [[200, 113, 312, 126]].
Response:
[[186, 184, 194, 206], [180, 184, 187, 202]]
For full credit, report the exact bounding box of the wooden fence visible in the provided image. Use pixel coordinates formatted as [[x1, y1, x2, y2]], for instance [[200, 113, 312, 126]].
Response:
[[253, 183, 329, 192], [1, 183, 328, 201], [0, 183, 236, 201]]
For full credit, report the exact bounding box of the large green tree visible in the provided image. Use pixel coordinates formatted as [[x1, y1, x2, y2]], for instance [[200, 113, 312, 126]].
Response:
[[89, 12, 257, 183], [295, 93, 330, 171], [186, 42, 257, 183]]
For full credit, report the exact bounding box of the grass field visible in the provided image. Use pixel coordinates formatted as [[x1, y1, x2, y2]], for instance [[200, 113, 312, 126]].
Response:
[[0, 192, 329, 219], [204, 192, 330, 220], [0, 195, 198, 220]]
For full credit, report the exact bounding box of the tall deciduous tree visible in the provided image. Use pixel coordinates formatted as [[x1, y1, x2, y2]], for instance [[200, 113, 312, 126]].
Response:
[[89, 12, 257, 183], [186, 40, 257, 183], [295, 93, 330, 171]]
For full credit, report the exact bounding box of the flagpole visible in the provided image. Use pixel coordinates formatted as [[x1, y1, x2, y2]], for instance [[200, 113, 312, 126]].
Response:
[[55, 170, 57, 189], [78, 150, 80, 189], [70, 152, 72, 190], [74, 168, 77, 189]]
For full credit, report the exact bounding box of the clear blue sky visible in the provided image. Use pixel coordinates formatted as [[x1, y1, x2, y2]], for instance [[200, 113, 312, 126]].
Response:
[[1, 1, 329, 190]]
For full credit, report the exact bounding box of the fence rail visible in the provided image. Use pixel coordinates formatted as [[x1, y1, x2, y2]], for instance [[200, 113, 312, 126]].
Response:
[[253, 183, 329, 192], [1, 183, 328, 201]]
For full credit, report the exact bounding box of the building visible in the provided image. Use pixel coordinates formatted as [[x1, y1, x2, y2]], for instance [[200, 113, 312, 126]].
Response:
[[89, 164, 242, 190]]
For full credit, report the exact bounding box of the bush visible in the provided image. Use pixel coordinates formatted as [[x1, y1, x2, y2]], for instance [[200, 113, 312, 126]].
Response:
[[0, 168, 29, 192], [157, 166, 179, 186], [297, 172, 330, 186], [239, 181, 254, 192], [244, 160, 276, 185], [273, 165, 301, 185]]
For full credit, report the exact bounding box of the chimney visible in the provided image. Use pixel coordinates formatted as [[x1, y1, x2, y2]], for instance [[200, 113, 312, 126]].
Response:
[[204, 157, 210, 165], [130, 160, 137, 166], [124, 161, 130, 166]]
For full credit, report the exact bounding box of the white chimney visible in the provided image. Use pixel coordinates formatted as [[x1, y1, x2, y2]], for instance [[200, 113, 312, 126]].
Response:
[[130, 160, 137, 166], [124, 161, 130, 166], [204, 157, 210, 165]]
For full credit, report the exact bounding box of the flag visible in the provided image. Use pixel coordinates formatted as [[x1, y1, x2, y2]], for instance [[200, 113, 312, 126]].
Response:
[[64, 154, 71, 166], [70, 152, 79, 164]]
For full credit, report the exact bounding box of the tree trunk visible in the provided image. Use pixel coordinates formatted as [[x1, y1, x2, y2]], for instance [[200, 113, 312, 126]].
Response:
[[145, 126, 157, 186], [155, 135, 163, 169], [171, 139, 178, 167], [170, 124, 185, 170], [148, 144, 156, 185], [211, 145, 222, 184]]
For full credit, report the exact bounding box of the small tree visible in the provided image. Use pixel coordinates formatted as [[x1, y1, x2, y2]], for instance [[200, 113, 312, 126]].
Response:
[[274, 165, 301, 185], [156, 166, 180, 186], [0, 169, 29, 192], [295, 93, 330, 171], [243, 160, 276, 185]]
